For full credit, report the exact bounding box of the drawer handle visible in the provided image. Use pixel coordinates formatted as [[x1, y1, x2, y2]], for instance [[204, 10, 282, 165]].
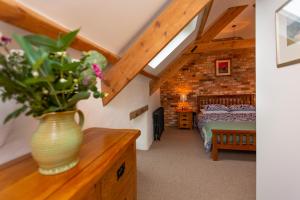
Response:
[[116, 162, 126, 181]]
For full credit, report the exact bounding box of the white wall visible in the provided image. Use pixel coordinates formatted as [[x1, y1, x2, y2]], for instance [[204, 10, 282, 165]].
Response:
[[78, 75, 161, 151], [257, 1, 300, 200], [0, 22, 161, 164], [0, 22, 37, 160]]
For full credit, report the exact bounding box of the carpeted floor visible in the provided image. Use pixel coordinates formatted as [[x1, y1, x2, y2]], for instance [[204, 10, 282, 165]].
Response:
[[137, 127, 256, 200]]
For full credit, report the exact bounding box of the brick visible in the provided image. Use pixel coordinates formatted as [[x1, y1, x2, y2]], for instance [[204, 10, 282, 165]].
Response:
[[161, 48, 255, 127]]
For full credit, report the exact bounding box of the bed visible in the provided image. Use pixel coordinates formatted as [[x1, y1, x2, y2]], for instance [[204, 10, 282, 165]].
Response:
[[196, 94, 256, 161]]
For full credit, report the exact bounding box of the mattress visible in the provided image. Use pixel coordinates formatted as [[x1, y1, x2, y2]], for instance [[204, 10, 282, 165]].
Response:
[[201, 121, 256, 152]]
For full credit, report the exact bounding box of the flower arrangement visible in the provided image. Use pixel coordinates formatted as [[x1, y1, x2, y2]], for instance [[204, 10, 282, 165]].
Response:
[[0, 30, 107, 123]]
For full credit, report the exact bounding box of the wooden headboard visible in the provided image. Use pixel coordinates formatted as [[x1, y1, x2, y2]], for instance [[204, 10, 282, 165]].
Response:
[[197, 94, 255, 110]]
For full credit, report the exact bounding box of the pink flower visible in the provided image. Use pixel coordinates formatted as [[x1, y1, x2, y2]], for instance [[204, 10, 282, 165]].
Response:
[[1, 36, 12, 44], [92, 64, 103, 79]]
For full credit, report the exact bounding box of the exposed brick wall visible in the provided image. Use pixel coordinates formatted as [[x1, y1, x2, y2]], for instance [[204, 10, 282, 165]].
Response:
[[161, 48, 255, 127]]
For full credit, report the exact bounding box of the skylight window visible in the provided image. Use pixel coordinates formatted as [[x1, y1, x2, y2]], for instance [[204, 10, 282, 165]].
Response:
[[148, 16, 198, 69]]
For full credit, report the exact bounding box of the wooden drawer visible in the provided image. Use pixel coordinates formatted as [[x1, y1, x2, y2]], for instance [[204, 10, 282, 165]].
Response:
[[179, 117, 192, 122], [114, 171, 136, 200], [179, 113, 192, 118], [179, 113, 192, 120], [179, 119, 192, 124], [101, 144, 136, 200], [0, 128, 140, 200], [85, 182, 102, 200], [180, 123, 190, 128], [178, 112, 193, 129]]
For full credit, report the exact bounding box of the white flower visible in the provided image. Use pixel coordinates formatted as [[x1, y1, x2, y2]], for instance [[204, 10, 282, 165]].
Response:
[[9, 49, 24, 56], [32, 70, 39, 77], [59, 78, 67, 83], [5, 54, 10, 61], [42, 88, 49, 95], [71, 58, 80, 63], [55, 51, 67, 57]]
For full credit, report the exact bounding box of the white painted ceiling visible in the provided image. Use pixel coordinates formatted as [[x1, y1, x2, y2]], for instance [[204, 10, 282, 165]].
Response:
[[17, 0, 255, 76], [18, 0, 171, 55]]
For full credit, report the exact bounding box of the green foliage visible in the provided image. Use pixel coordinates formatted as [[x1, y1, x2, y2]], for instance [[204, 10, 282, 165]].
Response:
[[83, 51, 108, 70], [24, 35, 57, 51], [68, 91, 91, 106], [57, 29, 80, 50], [24, 29, 80, 51], [0, 30, 108, 124], [4, 105, 28, 124]]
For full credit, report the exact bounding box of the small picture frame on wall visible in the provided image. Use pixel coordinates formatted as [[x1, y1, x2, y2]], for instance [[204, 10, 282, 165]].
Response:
[[276, 0, 300, 67], [215, 59, 231, 76]]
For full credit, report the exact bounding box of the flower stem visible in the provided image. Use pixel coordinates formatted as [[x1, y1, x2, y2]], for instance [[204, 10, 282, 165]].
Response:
[[39, 69, 63, 109], [3, 45, 9, 54]]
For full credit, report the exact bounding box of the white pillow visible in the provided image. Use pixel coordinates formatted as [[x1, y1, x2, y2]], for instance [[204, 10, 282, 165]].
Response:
[[200, 109, 229, 114], [230, 110, 256, 114]]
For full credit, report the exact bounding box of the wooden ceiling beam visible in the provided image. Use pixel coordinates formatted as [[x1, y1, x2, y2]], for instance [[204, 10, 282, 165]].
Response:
[[197, 5, 248, 43], [149, 5, 248, 94], [189, 5, 248, 53], [101, 0, 210, 105], [140, 70, 158, 80], [0, 0, 120, 64], [185, 39, 255, 54], [141, 1, 213, 83], [196, 0, 214, 39]]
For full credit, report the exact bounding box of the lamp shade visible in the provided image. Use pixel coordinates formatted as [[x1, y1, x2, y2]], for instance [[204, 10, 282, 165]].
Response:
[[180, 94, 187, 102]]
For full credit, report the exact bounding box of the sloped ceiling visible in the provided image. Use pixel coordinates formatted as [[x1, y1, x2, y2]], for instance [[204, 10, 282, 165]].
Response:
[[144, 17, 202, 76], [14, 0, 254, 78], [207, 0, 255, 39], [17, 0, 171, 55], [144, 0, 255, 75]]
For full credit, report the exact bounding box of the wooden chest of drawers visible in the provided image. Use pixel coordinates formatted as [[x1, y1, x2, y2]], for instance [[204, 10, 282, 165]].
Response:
[[178, 111, 193, 129], [0, 128, 140, 200]]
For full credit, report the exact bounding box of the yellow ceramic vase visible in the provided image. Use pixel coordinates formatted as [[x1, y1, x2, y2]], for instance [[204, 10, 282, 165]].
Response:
[[31, 110, 84, 175]]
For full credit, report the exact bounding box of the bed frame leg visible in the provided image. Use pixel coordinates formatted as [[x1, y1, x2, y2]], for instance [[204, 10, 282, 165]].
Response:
[[212, 146, 218, 161]]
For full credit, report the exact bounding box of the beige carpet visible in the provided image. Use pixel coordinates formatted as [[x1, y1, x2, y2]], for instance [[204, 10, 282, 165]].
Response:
[[137, 127, 256, 200]]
